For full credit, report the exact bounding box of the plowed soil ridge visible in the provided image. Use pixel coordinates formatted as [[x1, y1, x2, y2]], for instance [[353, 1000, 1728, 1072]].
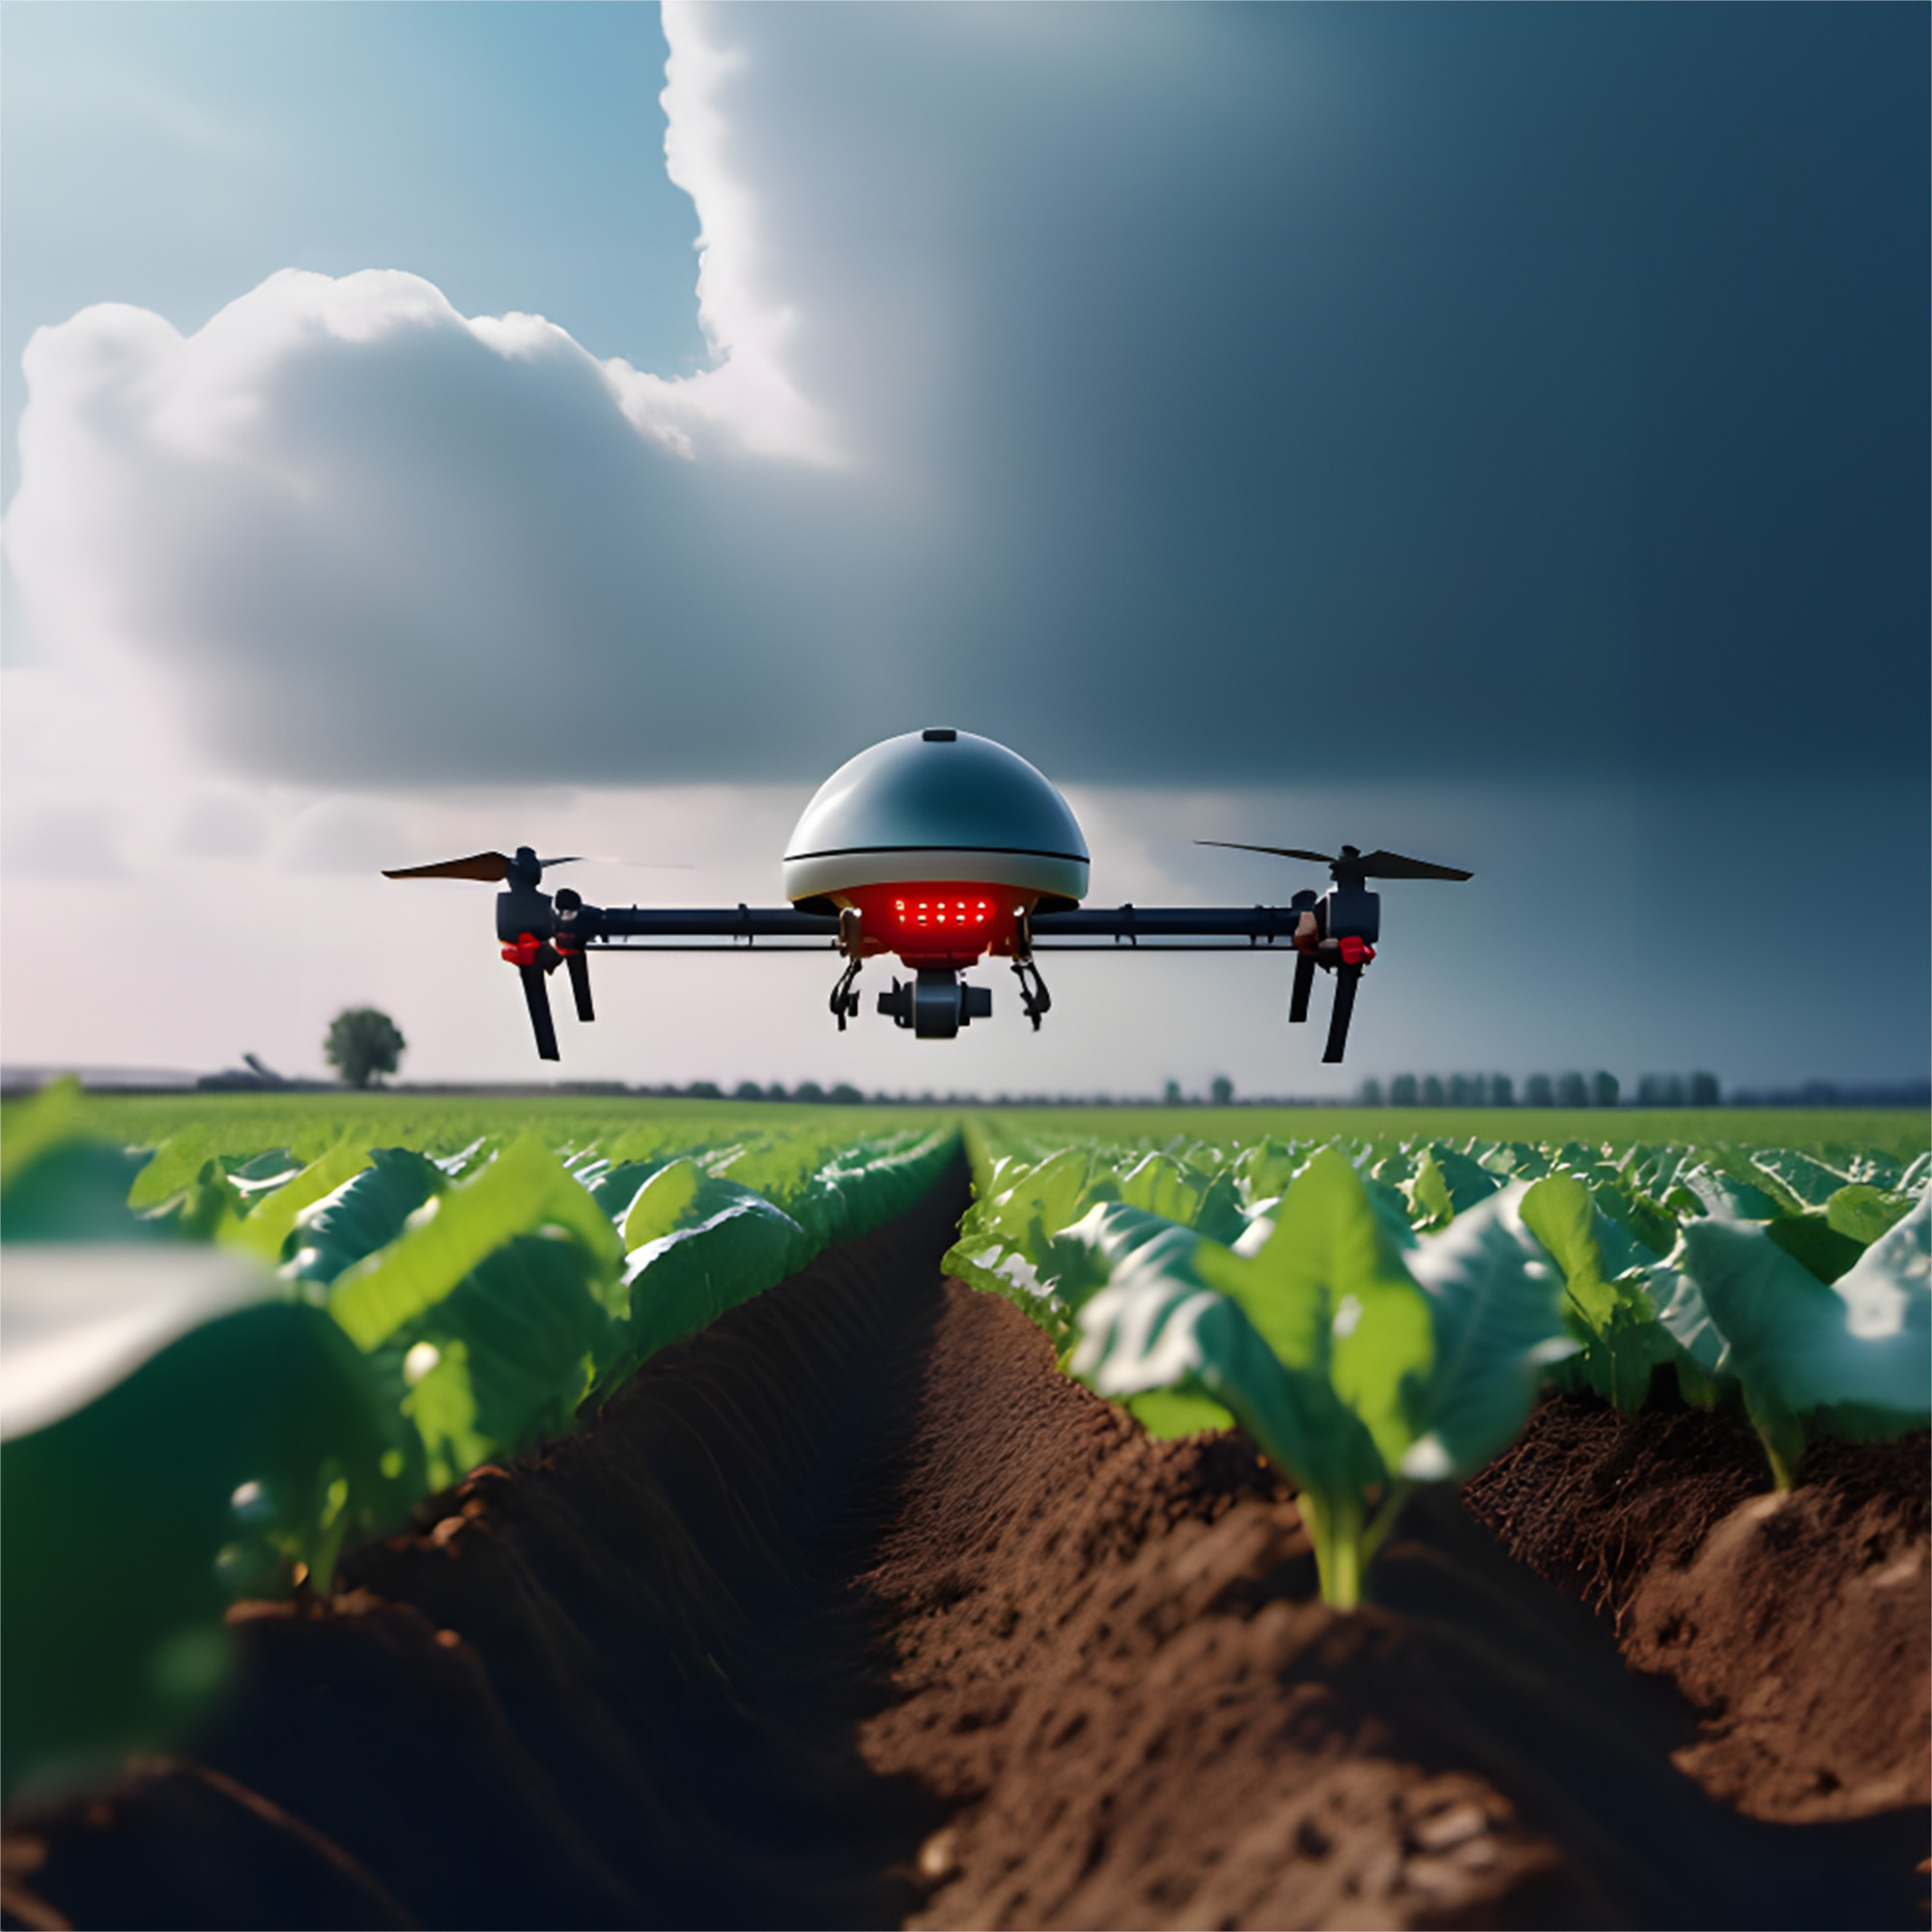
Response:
[[5, 1172, 1927, 1931]]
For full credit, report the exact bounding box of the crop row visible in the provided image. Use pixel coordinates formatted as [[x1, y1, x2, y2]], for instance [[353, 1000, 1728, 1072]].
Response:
[[945, 1127, 1929, 1607], [0, 1083, 955, 1797]]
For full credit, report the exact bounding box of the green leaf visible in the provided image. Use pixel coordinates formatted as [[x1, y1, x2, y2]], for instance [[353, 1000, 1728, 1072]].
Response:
[[1679, 1202, 1931, 1485], [1198, 1149, 1433, 1475], [1397, 1185, 1578, 1480], [617, 1157, 706, 1249], [282, 1149, 446, 1285], [1750, 1148, 1857, 1209], [328, 1135, 624, 1350], [1125, 1387, 1235, 1437], [2, 1299, 418, 1798], [224, 1141, 376, 1264], [620, 1197, 806, 1363], [2, 1140, 159, 1243], [1765, 1212, 1865, 1286], [2, 1243, 284, 1439], [397, 1231, 618, 1486], [1520, 1173, 1675, 1410], [1670, 1163, 1782, 1224], [1826, 1183, 1918, 1248]]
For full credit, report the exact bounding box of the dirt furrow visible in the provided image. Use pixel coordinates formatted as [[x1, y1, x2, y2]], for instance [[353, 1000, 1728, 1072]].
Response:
[[5, 1172, 1926, 1930]]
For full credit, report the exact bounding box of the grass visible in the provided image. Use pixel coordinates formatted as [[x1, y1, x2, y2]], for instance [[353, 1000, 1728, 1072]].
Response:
[[5, 1091, 1923, 1160], [1010, 1106, 1931, 1156]]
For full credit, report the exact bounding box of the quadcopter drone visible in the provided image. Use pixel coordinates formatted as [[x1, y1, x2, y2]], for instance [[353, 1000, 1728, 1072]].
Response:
[[385, 728, 1470, 1064]]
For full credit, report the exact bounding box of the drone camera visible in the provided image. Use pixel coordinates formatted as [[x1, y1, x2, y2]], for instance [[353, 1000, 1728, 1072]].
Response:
[[878, 969, 990, 1038]]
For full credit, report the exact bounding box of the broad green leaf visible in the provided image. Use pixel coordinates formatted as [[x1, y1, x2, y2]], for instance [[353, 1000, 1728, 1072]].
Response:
[[225, 1140, 376, 1264], [619, 1157, 703, 1248], [1065, 1209, 1385, 1607], [3, 1299, 418, 1798], [1827, 1183, 1918, 1248], [1670, 1163, 1782, 1224], [328, 1134, 624, 1350], [1764, 1212, 1864, 1285], [620, 1197, 806, 1363], [1125, 1387, 1235, 1437], [1679, 1203, 1931, 1483], [2, 1140, 160, 1244], [126, 1129, 216, 1211], [1520, 1173, 1672, 1410], [1197, 1149, 1432, 1474], [282, 1149, 446, 1285], [1116, 1151, 1202, 1224], [394, 1231, 617, 1486], [1397, 1185, 1577, 1480], [2, 1243, 282, 1439], [1, 1077, 92, 1186]]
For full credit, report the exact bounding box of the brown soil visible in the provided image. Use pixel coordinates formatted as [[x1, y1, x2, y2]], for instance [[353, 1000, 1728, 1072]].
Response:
[[5, 1177, 1926, 1930], [1465, 1392, 1931, 1826]]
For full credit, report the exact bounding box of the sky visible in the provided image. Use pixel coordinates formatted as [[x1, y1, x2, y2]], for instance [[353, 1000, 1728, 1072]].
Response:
[[3, 1, 1926, 1099]]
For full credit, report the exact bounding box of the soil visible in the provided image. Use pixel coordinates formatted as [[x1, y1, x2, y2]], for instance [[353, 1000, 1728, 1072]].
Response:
[[5, 1167, 1927, 1930]]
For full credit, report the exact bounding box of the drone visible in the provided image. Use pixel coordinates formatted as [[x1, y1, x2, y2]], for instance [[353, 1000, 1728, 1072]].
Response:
[[385, 728, 1470, 1065]]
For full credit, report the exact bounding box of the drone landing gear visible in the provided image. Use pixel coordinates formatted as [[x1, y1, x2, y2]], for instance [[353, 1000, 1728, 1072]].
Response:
[[1011, 956, 1051, 1030], [1322, 961, 1361, 1065], [830, 955, 864, 1031], [501, 932, 564, 1061]]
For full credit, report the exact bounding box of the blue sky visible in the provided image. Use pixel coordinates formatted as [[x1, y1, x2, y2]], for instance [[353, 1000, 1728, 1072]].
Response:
[[3, 3, 1925, 1097]]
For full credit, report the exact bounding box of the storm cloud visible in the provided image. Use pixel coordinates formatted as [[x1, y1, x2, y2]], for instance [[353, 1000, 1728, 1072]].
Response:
[[8, 4, 1924, 792]]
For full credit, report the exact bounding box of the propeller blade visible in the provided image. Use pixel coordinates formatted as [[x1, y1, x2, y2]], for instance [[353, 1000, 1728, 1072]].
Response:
[[1196, 840, 1334, 865], [384, 851, 513, 883], [1196, 840, 1472, 881], [535, 856, 585, 870], [1353, 850, 1473, 882]]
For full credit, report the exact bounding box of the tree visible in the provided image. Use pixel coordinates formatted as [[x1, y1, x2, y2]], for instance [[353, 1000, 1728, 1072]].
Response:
[[1163, 1079, 1182, 1106], [1524, 1073, 1554, 1107], [1389, 1074, 1418, 1107], [1356, 1077, 1384, 1106], [1556, 1071, 1589, 1108], [1592, 1070, 1620, 1108], [1209, 1074, 1235, 1106], [1421, 1075, 1445, 1106], [324, 1008, 405, 1090], [1690, 1070, 1720, 1107], [1490, 1073, 1515, 1107]]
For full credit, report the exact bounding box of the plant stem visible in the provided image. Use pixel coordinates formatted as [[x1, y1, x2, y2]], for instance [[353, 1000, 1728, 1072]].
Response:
[[1298, 1490, 1364, 1611]]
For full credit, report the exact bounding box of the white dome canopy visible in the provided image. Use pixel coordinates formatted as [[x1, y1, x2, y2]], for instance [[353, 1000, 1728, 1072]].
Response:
[[782, 729, 1090, 905]]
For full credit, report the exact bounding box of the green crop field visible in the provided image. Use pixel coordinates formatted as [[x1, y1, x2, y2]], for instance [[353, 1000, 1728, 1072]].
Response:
[[9, 1092, 1925, 1160], [3, 1074, 1927, 1922]]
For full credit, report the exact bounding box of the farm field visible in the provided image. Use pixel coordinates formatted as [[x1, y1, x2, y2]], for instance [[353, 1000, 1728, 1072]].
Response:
[[2, 1091, 1926, 1928], [13, 1090, 1929, 1158]]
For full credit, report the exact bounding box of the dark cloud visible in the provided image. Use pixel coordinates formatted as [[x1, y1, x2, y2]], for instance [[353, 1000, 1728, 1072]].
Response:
[[11, 5, 1924, 789]]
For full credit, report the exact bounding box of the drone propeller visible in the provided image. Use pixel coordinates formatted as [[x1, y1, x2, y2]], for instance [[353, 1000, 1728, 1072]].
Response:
[[383, 848, 584, 885], [1197, 840, 1472, 882]]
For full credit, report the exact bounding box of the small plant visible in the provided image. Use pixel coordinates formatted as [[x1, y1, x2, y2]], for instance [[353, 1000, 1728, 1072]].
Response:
[[324, 1008, 406, 1090]]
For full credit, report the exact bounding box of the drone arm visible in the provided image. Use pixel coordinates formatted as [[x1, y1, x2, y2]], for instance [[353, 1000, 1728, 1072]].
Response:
[[1028, 905, 1301, 946], [587, 905, 840, 945]]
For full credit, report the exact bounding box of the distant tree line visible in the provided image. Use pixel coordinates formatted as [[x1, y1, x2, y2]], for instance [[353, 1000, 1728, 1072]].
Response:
[[1356, 1071, 1722, 1108]]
